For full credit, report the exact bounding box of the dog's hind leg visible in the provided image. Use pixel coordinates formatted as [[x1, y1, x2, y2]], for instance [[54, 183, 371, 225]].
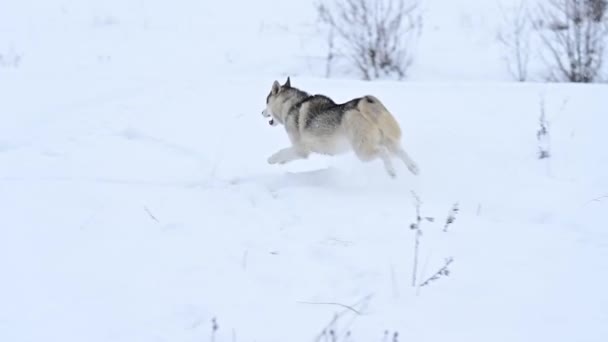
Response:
[[379, 149, 397, 178], [346, 114, 397, 178], [353, 143, 397, 179], [387, 143, 419, 175], [268, 147, 309, 165]]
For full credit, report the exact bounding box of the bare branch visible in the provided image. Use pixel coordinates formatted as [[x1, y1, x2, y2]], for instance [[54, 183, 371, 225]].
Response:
[[297, 301, 362, 315], [443, 202, 460, 232], [419, 257, 454, 288], [586, 194, 608, 204], [144, 206, 160, 223]]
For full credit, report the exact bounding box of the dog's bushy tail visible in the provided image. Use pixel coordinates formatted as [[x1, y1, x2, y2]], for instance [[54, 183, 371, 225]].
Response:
[[357, 95, 402, 144]]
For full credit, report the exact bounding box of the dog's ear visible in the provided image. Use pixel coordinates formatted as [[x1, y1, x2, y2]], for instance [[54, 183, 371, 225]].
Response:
[[271, 80, 280, 95], [284, 76, 291, 88]]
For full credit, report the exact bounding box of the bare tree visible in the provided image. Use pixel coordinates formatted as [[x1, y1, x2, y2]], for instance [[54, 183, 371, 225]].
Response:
[[316, 0, 422, 81], [497, 0, 533, 81], [533, 0, 608, 82]]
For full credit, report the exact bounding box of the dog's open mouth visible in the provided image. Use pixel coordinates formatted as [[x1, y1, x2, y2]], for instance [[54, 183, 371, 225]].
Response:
[[268, 118, 276, 126]]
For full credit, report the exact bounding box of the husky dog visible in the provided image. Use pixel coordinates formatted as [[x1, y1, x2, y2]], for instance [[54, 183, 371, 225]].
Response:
[[261, 77, 419, 178]]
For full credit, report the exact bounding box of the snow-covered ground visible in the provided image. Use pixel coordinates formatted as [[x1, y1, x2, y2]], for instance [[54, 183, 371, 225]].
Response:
[[1, 1, 607, 342]]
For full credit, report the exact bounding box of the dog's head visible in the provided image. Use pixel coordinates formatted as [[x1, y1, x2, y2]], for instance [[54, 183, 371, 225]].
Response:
[[261, 77, 292, 127]]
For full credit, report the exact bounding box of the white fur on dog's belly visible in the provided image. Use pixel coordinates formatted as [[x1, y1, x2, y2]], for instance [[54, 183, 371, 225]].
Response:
[[302, 134, 351, 155]]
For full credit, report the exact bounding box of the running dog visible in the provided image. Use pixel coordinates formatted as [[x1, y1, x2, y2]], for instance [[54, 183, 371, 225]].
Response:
[[261, 77, 419, 178]]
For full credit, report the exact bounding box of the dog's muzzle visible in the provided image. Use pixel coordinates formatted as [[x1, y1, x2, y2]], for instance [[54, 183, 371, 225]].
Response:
[[262, 109, 278, 126]]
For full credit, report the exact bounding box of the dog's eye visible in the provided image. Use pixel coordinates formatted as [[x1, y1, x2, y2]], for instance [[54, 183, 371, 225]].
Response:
[[266, 92, 271, 104]]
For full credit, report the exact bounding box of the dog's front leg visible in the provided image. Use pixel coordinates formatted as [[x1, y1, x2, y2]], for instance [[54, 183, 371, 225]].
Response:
[[268, 119, 309, 165], [268, 146, 309, 165]]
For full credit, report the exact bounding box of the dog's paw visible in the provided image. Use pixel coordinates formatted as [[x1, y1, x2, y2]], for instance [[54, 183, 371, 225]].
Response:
[[408, 163, 420, 175], [384, 166, 397, 179], [267, 154, 282, 165]]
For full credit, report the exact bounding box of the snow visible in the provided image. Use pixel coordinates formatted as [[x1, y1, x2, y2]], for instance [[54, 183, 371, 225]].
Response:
[[1, 0, 607, 342]]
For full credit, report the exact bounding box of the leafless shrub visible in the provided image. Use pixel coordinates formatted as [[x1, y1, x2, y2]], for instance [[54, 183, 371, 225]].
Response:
[[409, 192, 455, 289], [537, 96, 551, 160], [409, 191, 423, 287], [497, 0, 533, 81], [410, 193, 458, 292], [316, 0, 422, 80], [533, 0, 608, 82]]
